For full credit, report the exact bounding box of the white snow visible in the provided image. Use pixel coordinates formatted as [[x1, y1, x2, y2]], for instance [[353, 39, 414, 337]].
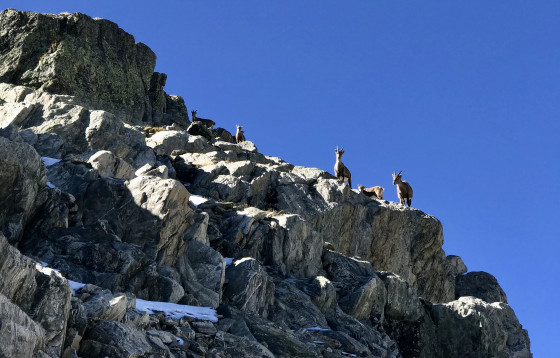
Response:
[[176, 337, 184, 346], [313, 341, 325, 344], [233, 257, 253, 266], [189, 194, 208, 207], [224, 258, 234, 268], [41, 157, 61, 167], [36, 261, 85, 296], [136, 299, 218, 322], [68, 280, 86, 296], [35, 263, 63, 278], [306, 326, 331, 332], [46, 182, 56, 189], [109, 295, 126, 306], [35, 263, 218, 323], [315, 276, 330, 288]]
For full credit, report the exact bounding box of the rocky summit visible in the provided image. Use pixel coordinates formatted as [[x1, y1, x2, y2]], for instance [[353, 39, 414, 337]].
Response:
[[0, 9, 531, 358]]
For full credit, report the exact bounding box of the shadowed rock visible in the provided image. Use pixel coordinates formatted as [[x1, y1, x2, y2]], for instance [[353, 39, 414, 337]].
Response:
[[447, 255, 468, 276], [0, 233, 72, 356], [79, 320, 160, 357], [224, 258, 275, 317], [432, 297, 531, 358], [455, 271, 508, 304], [0, 133, 49, 244]]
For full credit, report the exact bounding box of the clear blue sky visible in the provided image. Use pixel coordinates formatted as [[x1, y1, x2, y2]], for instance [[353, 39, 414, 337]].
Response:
[[7, 2, 559, 356]]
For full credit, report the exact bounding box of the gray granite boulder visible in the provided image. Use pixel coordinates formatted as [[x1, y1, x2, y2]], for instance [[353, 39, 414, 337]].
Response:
[[0, 293, 47, 357], [380, 272, 424, 322], [432, 297, 531, 358], [224, 258, 275, 316], [175, 240, 225, 308], [0, 134, 48, 244], [455, 271, 508, 303], [79, 320, 161, 357], [294, 276, 338, 313], [269, 278, 329, 330], [146, 130, 212, 156], [0, 9, 170, 122], [447, 255, 468, 276], [0, 233, 72, 357], [88, 150, 135, 179]]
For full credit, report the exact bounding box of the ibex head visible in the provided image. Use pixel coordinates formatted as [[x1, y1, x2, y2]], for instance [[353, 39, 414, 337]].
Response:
[[335, 146, 345, 158], [236, 125, 243, 131], [392, 171, 403, 185], [191, 110, 197, 116]]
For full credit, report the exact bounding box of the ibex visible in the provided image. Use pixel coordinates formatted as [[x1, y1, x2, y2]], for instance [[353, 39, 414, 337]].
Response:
[[235, 125, 246, 144], [142, 126, 165, 136], [392, 171, 413, 207], [358, 185, 384, 200], [191, 110, 215, 128], [334, 146, 352, 188]]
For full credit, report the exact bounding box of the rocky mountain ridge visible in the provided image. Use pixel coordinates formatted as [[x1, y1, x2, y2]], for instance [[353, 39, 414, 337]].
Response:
[[0, 9, 531, 358]]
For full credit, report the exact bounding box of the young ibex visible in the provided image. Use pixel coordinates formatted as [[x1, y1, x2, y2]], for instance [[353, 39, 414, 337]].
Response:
[[392, 171, 413, 207], [334, 146, 352, 188], [235, 125, 246, 144], [191, 110, 215, 128], [142, 126, 165, 136], [358, 185, 384, 200]]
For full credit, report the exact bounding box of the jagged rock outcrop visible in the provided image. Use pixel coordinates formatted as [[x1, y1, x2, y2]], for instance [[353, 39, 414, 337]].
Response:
[[0, 9, 189, 124], [432, 297, 531, 358], [0, 131, 48, 244], [447, 254, 468, 276], [0, 233, 72, 357], [224, 258, 275, 316], [184, 146, 454, 303], [0, 8, 532, 358], [455, 271, 508, 303]]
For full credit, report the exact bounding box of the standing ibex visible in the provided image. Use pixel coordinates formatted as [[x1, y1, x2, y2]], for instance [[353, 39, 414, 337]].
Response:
[[334, 146, 352, 188], [235, 125, 246, 144], [191, 110, 215, 128], [358, 185, 384, 200], [392, 171, 413, 207]]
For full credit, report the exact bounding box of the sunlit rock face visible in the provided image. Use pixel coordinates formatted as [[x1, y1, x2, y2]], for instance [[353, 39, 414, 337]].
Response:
[[0, 9, 189, 125], [432, 297, 531, 358], [0, 9, 532, 358]]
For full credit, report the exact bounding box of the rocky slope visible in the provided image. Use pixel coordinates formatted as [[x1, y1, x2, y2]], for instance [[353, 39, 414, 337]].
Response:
[[0, 9, 531, 358]]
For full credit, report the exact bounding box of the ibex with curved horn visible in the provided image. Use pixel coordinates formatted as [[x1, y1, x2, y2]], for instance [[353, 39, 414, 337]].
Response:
[[334, 146, 352, 188], [392, 170, 413, 207], [191, 110, 215, 128]]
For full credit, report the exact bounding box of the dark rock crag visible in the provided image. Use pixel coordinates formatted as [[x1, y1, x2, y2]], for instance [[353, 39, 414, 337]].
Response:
[[0, 8, 189, 125], [0, 9, 531, 358]]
